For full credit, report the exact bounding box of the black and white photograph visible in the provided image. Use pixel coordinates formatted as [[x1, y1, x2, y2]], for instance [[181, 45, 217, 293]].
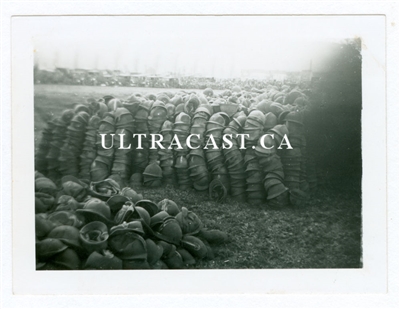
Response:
[[32, 15, 364, 271], [2, 0, 398, 306]]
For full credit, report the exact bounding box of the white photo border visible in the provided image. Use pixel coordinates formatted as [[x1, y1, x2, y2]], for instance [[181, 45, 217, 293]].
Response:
[[1, 1, 398, 308]]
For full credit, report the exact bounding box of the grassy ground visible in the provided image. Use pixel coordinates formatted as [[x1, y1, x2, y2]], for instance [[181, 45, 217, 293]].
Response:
[[34, 84, 362, 269]]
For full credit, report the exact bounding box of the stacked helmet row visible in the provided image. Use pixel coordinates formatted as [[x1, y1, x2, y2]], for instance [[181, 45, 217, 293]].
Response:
[[35, 86, 318, 207], [35, 172, 228, 270]]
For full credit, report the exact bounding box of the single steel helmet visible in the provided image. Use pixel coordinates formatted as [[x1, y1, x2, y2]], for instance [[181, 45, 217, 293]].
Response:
[[157, 199, 181, 216], [107, 195, 131, 214], [114, 107, 134, 128], [175, 207, 203, 236], [87, 98, 100, 115], [108, 230, 147, 261], [163, 250, 184, 269], [293, 96, 308, 108], [47, 225, 82, 250], [165, 103, 175, 120], [68, 111, 90, 131], [195, 104, 213, 116], [267, 183, 288, 200], [73, 104, 91, 115], [203, 88, 214, 97], [76, 198, 113, 225], [107, 174, 126, 190], [170, 94, 183, 106], [113, 201, 134, 224], [219, 104, 238, 118], [52, 248, 81, 270], [47, 211, 85, 229], [156, 93, 170, 104], [264, 112, 278, 131], [156, 240, 176, 259], [35, 214, 56, 238], [232, 113, 247, 128], [143, 163, 163, 179], [160, 119, 174, 133], [184, 94, 201, 115], [254, 134, 276, 155], [61, 176, 88, 202], [157, 217, 183, 245], [277, 110, 291, 124], [83, 250, 123, 270], [268, 124, 289, 138], [197, 228, 228, 244], [79, 221, 109, 253], [131, 206, 151, 228], [174, 111, 191, 125], [269, 102, 286, 117], [145, 239, 164, 265], [89, 179, 121, 200], [284, 90, 303, 105], [284, 111, 304, 125], [181, 235, 208, 260], [35, 177, 58, 196], [35, 192, 55, 214], [209, 179, 228, 203], [36, 238, 68, 261], [97, 101, 109, 118], [232, 85, 241, 93], [110, 221, 145, 237], [177, 248, 196, 266], [107, 98, 123, 111], [174, 103, 185, 117], [150, 211, 170, 230], [135, 200, 159, 217], [263, 178, 283, 191], [256, 100, 272, 114], [145, 93, 157, 101], [60, 109, 75, 123], [120, 187, 142, 204], [247, 110, 266, 126], [103, 95, 115, 104], [35, 171, 45, 180], [148, 100, 167, 117]]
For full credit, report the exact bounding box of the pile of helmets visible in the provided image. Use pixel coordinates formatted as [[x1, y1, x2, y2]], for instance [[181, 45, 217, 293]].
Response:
[[157, 120, 175, 184], [222, 113, 247, 202], [173, 112, 192, 189], [187, 105, 213, 191], [91, 110, 115, 181], [243, 110, 267, 205], [35, 85, 317, 207], [204, 112, 231, 201], [132, 99, 152, 173], [35, 173, 228, 270], [110, 107, 135, 183], [44, 109, 75, 181], [255, 122, 290, 208], [147, 100, 168, 163], [35, 116, 56, 175], [58, 107, 91, 177], [79, 114, 101, 180]]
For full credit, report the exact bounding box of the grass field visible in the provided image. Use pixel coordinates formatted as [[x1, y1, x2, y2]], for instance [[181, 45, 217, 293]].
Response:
[[34, 84, 362, 269]]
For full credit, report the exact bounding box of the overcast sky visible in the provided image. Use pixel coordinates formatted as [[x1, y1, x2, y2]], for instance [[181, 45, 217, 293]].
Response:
[[33, 16, 382, 77]]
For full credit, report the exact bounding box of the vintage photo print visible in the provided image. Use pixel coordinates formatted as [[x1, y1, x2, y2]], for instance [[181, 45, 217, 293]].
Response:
[[4, 1, 396, 305]]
